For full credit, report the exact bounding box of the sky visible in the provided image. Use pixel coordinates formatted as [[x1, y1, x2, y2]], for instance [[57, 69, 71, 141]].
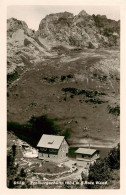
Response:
[[7, 5, 120, 30]]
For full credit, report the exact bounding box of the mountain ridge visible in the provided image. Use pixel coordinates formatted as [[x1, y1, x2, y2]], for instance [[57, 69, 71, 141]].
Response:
[[8, 10, 120, 48], [7, 10, 120, 75], [37, 10, 120, 48]]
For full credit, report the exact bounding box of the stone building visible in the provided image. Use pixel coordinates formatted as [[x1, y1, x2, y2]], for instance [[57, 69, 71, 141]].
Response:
[[37, 134, 69, 162]]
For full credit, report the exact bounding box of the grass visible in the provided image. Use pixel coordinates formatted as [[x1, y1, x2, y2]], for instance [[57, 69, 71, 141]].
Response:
[[31, 161, 69, 174], [7, 48, 120, 148]]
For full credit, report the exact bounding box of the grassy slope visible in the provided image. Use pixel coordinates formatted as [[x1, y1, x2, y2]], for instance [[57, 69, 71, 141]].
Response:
[[7, 48, 120, 148]]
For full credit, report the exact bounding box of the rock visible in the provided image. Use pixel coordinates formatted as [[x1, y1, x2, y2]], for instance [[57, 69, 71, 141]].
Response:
[[7, 18, 35, 38], [7, 10, 120, 85], [37, 10, 120, 48], [7, 18, 52, 79]]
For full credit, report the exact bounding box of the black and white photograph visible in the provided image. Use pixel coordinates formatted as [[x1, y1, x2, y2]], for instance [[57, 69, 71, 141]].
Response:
[[1, 0, 126, 193], [6, 3, 121, 190]]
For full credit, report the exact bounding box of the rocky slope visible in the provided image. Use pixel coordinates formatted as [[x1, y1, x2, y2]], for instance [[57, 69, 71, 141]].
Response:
[[7, 48, 120, 147], [7, 11, 120, 75], [7, 18, 53, 76], [7, 11, 120, 148], [37, 10, 120, 48]]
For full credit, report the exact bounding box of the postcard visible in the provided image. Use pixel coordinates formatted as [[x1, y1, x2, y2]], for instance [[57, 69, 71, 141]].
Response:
[[0, 0, 126, 194]]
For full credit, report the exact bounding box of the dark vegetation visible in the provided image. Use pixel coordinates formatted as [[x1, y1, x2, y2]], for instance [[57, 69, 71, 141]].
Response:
[[62, 87, 106, 97], [43, 76, 58, 83], [85, 143, 120, 189], [106, 144, 120, 170], [7, 145, 17, 188], [93, 73, 108, 81], [68, 147, 78, 158], [7, 145, 30, 188], [61, 74, 73, 81], [116, 77, 120, 81], [7, 115, 61, 147], [108, 105, 120, 116], [43, 74, 73, 83], [61, 87, 106, 104], [7, 71, 19, 84], [61, 128, 71, 139], [7, 115, 70, 147], [85, 98, 106, 104]]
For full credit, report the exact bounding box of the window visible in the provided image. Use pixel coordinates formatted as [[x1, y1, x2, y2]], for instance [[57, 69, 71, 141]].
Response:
[[41, 148, 47, 151], [49, 148, 57, 152], [82, 154, 85, 158], [48, 154, 50, 158]]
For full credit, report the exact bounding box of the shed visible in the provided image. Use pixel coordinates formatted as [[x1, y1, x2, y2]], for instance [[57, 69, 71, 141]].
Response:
[[75, 148, 100, 165]]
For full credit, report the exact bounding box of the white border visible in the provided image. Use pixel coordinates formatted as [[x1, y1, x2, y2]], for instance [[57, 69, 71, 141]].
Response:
[[0, 0, 126, 195]]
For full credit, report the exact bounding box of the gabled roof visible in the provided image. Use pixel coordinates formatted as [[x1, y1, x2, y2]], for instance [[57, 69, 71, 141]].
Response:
[[37, 134, 65, 149], [75, 148, 96, 155]]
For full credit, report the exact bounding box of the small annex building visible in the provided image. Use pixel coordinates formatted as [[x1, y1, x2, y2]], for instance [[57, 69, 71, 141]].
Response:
[[37, 134, 69, 162], [75, 148, 100, 165]]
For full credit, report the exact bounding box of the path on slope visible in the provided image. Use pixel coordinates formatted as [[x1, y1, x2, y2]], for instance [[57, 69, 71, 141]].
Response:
[[53, 167, 85, 181]]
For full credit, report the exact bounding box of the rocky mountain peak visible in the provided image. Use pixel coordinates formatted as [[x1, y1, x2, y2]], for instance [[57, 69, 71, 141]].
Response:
[[7, 18, 35, 38], [7, 18, 28, 33], [37, 10, 120, 48], [78, 10, 89, 17], [7, 10, 120, 54], [47, 11, 73, 18]]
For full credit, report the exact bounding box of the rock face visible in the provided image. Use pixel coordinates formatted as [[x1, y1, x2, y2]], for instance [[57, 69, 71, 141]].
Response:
[[37, 10, 120, 48], [7, 18, 35, 40], [7, 18, 51, 75], [7, 10, 120, 75]]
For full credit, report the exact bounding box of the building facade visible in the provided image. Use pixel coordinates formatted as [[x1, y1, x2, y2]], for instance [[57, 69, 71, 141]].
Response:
[[75, 148, 100, 165], [37, 134, 69, 162]]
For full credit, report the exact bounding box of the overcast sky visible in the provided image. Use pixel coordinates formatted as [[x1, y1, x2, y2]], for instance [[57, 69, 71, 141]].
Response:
[[7, 5, 120, 30]]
